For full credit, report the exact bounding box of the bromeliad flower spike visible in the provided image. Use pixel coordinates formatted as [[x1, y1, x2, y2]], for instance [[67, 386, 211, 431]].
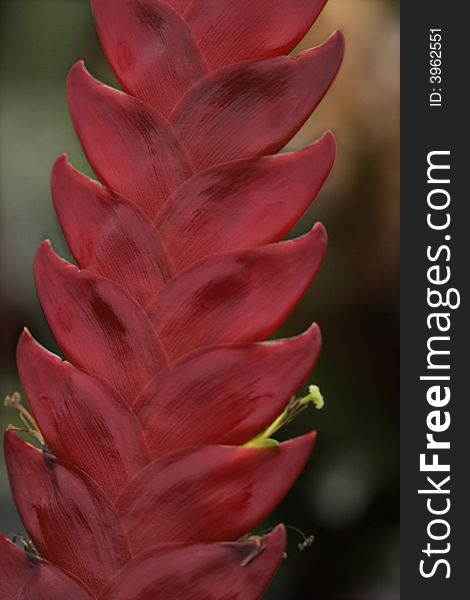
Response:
[[1, 1, 344, 598]]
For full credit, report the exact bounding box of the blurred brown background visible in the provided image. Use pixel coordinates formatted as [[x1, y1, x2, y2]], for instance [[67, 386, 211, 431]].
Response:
[[0, 1, 399, 598]]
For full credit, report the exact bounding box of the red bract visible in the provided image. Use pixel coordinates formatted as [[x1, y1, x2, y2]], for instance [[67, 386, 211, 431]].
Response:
[[2, 0, 344, 597]]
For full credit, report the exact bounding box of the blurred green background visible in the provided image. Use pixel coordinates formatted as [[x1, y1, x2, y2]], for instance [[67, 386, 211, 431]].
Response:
[[0, 1, 399, 598]]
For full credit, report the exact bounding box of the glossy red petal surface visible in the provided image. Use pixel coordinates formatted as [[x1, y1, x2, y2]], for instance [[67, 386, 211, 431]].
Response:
[[17, 330, 150, 499], [170, 32, 344, 170], [98, 526, 286, 600], [67, 61, 193, 218], [92, 0, 207, 118], [5, 432, 131, 594], [186, 0, 327, 69], [136, 325, 321, 458], [52, 156, 175, 306], [156, 132, 336, 269], [117, 434, 314, 550], [0, 535, 93, 600], [0, 536, 27, 600], [34, 242, 167, 401], [148, 224, 327, 362]]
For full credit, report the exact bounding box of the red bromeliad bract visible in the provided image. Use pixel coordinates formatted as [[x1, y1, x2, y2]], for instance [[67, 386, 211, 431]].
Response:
[[1, 1, 344, 598]]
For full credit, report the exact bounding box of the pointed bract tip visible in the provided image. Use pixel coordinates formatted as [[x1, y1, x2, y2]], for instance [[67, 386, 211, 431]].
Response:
[[67, 60, 98, 99], [299, 130, 336, 162], [34, 239, 54, 269], [34, 242, 78, 288], [17, 327, 34, 351], [17, 328, 53, 367], [52, 153, 70, 172], [298, 29, 345, 63], [279, 431, 317, 459], [327, 29, 346, 55], [52, 154, 99, 202], [282, 322, 322, 356], [69, 59, 86, 76], [308, 221, 328, 249], [51, 153, 81, 197], [304, 321, 322, 347], [263, 523, 287, 549], [35, 239, 64, 264], [319, 129, 337, 152], [268, 321, 321, 349]]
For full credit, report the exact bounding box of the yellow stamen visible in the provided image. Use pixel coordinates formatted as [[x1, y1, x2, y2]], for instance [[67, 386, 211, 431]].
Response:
[[245, 385, 324, 447], [4, 392, 45, 445]]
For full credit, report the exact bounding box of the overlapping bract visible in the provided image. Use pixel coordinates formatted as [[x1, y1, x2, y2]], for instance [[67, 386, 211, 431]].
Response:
[[1, 0, 344, 597]]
